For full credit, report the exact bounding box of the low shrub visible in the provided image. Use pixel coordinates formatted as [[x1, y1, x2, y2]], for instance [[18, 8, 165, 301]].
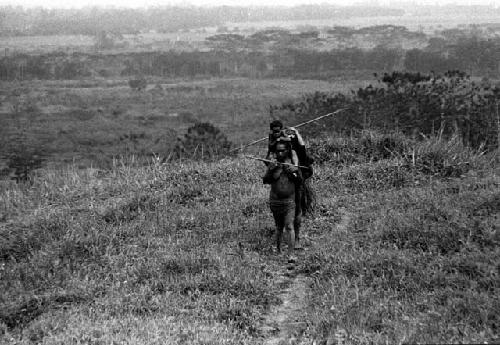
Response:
[[325, 160, 416, 193], [173, 122, 233, 161], [404, 134, 486, 177]]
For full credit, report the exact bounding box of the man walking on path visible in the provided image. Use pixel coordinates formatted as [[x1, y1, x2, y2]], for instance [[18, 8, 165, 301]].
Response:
[[266, 120, 315, 249], [263, 138, 302, 262]]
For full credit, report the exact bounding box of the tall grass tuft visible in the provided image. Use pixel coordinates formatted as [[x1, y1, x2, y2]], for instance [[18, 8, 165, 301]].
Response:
[[407, 133, 488, 177], [310, 130, 410, 166]]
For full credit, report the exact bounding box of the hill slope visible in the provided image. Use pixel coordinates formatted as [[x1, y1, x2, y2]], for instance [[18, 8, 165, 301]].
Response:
[[0, 134, 499, 344]]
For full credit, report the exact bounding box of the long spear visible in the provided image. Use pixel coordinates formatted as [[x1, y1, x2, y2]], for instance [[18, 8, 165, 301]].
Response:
[[230, 108, 346, 153], [243, 155, 311, 169]]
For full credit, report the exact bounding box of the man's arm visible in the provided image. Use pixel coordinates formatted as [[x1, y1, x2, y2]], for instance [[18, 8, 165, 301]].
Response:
[[288, 127, 305, 146], [264, 149, 272, 164], [283, 166, 302, 184], [263, 163, 281, 184], [291, 150, 299, 167], [282, 154, 302, 184]]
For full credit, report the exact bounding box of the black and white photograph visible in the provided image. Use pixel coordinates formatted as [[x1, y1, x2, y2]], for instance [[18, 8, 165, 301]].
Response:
[[0, 0, 499, 343]]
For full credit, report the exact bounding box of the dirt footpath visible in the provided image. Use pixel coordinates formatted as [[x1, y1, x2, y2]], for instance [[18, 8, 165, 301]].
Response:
[[258, 211, 352, 345]]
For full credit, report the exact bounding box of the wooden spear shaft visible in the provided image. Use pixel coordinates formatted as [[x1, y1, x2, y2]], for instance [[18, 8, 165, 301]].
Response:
[[244, 155, 311, 170], [230, 108, 346, 153]]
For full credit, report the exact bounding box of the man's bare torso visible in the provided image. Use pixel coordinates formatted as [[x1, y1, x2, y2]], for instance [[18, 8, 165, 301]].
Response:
[[269, 159, 296, 200]]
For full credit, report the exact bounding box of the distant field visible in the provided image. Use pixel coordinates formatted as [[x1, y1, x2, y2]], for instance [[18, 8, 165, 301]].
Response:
[[0, 31, 212, 54], [2, 12, 499, 54], [0, 76, 371, 171], [0, 34, 95, 53], [228, 13, 500, 33]]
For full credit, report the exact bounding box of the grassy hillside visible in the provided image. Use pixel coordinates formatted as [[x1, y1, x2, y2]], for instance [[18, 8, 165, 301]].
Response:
[[1, 132, 498, 344]]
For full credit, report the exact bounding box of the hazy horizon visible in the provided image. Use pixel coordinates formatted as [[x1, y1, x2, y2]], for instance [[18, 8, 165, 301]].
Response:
[[0, 0, 498, 9]]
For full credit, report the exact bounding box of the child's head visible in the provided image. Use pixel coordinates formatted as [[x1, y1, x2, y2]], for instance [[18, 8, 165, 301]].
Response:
[[270, 120, 284, 140]]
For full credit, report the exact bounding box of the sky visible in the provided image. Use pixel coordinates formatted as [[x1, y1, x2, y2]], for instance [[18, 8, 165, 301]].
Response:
[[0, 0, 498, 8]]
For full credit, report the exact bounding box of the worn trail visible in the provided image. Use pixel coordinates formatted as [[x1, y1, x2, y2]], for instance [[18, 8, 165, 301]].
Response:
[[259, 264, 310, 345], [259, 210, 352, 345]]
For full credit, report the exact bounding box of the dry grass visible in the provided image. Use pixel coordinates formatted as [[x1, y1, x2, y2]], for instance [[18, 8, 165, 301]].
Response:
[[299, 137, 499, 344], [1, 158, 277, 344], [1, 133, 498, 344]]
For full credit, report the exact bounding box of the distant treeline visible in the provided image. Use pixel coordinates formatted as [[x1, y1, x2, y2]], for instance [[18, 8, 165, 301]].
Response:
[[1, 35, 499, 80], [0, 5, 404, 36], [206, 25, 427, 51]]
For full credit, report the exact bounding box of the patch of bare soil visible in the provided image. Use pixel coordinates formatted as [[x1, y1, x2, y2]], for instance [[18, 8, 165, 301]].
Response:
[[259, 267, 310, 345]]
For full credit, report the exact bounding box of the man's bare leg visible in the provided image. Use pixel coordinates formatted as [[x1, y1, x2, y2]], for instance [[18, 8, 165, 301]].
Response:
[[286, 224, 296, 263], [294, 205, 303, 250], [273, 212, 284, 253], [276, 227, 283, 253]]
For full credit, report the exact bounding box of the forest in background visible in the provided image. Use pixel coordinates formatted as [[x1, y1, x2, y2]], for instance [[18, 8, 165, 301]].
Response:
[[1, 4, 500, 37], [1, 26, 500, 81], [1, 5, 405, 36]]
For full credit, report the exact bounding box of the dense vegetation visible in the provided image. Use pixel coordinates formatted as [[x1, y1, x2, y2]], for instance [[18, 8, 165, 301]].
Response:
[[273, 71, 499, 151], [0, 49, 403, 80]]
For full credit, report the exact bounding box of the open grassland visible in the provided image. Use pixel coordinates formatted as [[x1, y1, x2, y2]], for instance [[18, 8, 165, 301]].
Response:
[[1, 132, 498, 344], [0, 77, 370, 171], [0, 35, 95, 54], [3, 12, 500, 53], [228, 13, 500, 33], [0, 32, 212, 54]]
